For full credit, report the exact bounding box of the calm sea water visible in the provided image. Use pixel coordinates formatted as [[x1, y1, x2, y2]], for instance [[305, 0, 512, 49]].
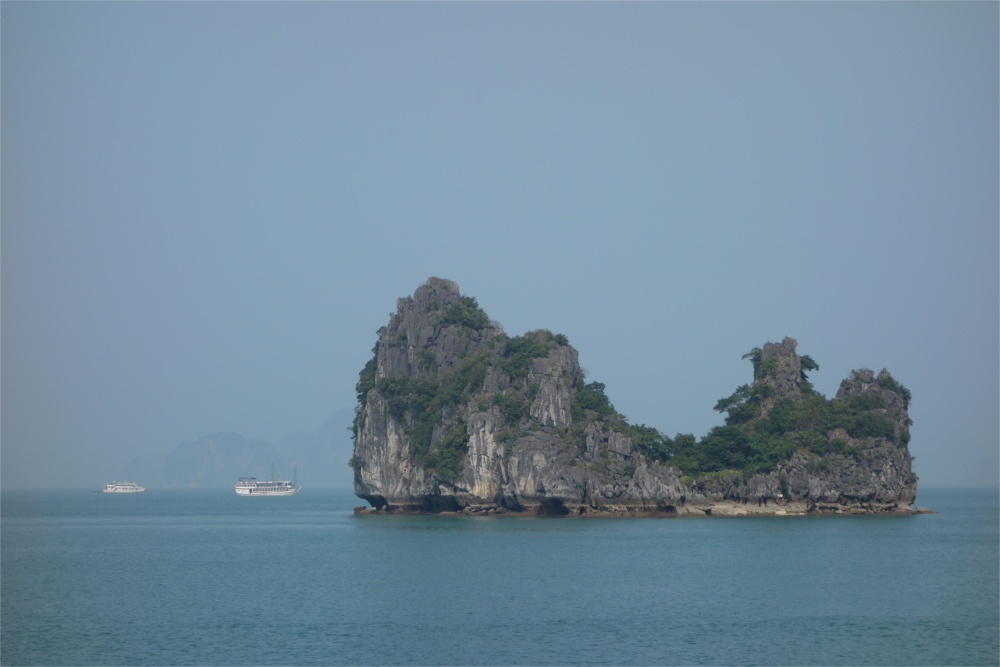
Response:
[[2, 487, 997, 666]]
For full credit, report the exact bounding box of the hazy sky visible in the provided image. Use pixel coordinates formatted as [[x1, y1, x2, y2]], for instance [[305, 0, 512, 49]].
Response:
[[3, 2, 997, 491]]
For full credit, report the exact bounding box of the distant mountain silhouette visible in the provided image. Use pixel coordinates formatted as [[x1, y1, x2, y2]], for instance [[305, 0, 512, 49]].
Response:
[[276, 408, 356, 488], [158, 408, 355, 488]]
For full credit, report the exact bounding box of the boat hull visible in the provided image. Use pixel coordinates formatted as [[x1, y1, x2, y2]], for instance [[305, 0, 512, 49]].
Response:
[[103, 482, 146, 493], [234, 476, 300, 496], [235, 486, 300, 496]]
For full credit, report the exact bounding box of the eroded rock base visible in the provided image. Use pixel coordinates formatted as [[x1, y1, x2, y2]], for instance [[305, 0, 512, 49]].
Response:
[[354, 501, 933, 517]]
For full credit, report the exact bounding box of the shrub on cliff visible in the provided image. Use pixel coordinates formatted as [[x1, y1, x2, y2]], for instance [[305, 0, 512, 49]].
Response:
[[438, 296, 490, 330], [497, 331, 568, 378], [571, 381, 615, 421]]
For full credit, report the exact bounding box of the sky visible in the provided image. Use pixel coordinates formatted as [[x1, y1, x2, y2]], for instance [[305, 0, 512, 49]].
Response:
[[3, 1, 997, 492]]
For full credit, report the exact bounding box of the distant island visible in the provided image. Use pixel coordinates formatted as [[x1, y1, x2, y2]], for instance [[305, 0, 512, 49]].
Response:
[[156, 410, 356, 489], [351, 277, 925, 516]]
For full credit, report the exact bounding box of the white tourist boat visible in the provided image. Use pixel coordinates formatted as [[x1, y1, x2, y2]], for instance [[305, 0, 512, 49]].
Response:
[[235, 467, 300, 496], [103, 481, 146, 493]]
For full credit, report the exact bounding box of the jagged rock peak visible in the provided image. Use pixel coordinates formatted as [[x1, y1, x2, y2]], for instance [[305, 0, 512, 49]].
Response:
[[753, 336, 804, 398], [837, 367, 912, 430], [400, 276, 462, 311], [837, 367, 898, 397], [377, 278, 503, 381]]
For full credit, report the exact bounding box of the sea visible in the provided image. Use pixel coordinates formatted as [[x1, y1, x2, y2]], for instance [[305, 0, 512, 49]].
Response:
[[1, 487, 997, 667]]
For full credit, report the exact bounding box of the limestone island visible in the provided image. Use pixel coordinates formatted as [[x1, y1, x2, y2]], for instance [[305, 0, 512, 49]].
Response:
[[351, 278, 928, 517]]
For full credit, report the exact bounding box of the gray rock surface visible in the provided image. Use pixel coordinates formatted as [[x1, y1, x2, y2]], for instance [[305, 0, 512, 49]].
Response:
[[351, 278, 920, 516], [755, 336, 805, 400]]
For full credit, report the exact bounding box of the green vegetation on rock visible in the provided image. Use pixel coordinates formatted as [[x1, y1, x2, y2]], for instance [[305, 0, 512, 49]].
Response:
[[355, 309, 572, 478], [353, 282, 913, 490], [877, 375, 912, 408], [374, 351, 491, 476], [438, 296, 490, 330], [352, 280, 918, 514], [497, 330, 568, 378], [630, 350, 910, 478], [571, 381, 615, 421]]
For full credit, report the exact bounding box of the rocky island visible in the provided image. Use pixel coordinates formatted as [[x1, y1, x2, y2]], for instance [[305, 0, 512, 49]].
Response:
[[351, 278, 924, 516]]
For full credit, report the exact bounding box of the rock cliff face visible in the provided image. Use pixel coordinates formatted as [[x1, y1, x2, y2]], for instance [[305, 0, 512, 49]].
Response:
[[351, 278, 921, 516]]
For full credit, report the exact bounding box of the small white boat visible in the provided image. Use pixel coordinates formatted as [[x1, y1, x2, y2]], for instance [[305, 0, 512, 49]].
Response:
[[103, 481, 146, 493], [235, 466, 300, 496]]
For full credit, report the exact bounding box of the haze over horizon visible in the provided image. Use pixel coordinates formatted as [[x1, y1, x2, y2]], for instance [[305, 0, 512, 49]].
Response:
[[3, 2, 997, 492]]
